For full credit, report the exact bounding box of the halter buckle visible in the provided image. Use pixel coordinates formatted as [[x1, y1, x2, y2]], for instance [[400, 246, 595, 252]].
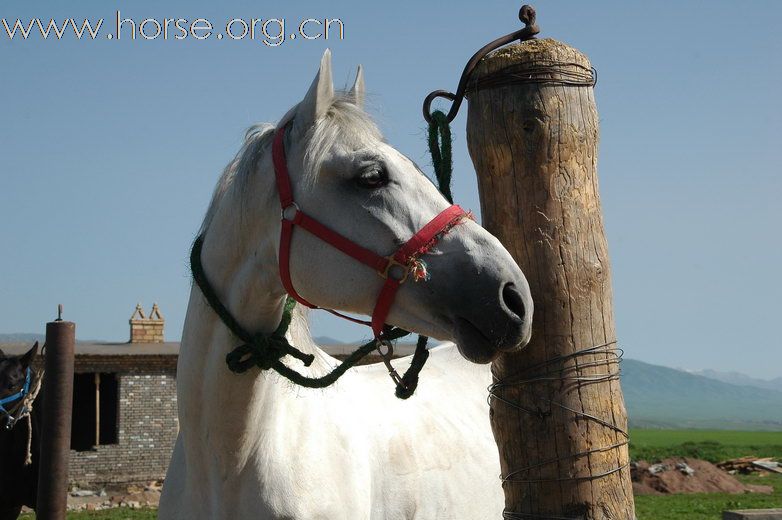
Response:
[[3, 413, 17, 430], [379, 257, 410, 283]]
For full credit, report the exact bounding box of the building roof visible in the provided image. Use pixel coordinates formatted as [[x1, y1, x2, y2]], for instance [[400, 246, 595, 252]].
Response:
[[0, 341, 419, 358], [0, 341, 179, 357]]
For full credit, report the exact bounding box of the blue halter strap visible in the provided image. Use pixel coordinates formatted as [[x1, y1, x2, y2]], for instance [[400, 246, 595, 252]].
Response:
[[0, 367, 32, 429]]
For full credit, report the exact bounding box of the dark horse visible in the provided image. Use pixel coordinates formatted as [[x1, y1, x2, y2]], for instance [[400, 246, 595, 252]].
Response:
[[0, 343, 40, 520]]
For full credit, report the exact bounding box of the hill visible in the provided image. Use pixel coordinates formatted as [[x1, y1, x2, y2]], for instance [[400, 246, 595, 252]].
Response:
[[690, 368, 782, 393], [0, 333, 45, 344], [622, 359, 782, 430]]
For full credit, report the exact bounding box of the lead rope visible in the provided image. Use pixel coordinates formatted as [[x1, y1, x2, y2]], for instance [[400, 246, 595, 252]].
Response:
[[22, 371, 42, 465], [392, 109, 456, 398]]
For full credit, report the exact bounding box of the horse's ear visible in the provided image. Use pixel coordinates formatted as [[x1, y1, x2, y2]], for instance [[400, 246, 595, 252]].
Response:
[[20, 342, 38, 367], [295, 49, 334, 132], [347, 64, 365, 108]]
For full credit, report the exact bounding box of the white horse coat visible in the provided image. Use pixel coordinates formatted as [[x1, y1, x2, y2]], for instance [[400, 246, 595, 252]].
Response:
[[160, 50, 532, 520]]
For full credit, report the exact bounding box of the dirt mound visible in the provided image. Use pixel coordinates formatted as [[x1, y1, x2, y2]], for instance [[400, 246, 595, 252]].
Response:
[[631, 458, 774, 495]]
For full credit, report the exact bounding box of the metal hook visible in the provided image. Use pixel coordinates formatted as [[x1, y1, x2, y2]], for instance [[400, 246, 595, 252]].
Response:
[[376, 340, 405, 388], [422, 4, 540, 124]]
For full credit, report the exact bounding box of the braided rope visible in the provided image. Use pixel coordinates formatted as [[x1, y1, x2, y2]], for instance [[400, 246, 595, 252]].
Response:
[[427, 110, 454, 204]]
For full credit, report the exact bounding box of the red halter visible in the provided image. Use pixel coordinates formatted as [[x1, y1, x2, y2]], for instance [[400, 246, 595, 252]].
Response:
[[272, 124, 468, 338]]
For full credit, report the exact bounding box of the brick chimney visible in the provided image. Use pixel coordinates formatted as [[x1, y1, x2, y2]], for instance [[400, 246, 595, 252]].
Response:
[[129, 303, 165, 343]]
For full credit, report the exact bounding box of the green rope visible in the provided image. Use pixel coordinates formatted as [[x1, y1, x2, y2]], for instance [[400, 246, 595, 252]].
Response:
[[395, 334, 430, 399], [389, 108, 456, 399], [427, 110, 454, 204], [274, 326, 410, 389]]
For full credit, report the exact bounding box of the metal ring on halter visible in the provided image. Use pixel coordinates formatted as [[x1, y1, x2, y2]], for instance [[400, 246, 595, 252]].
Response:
[[376, 339, 393, 357], [379, 257, 410, 283], [281, 202, 301, 222]]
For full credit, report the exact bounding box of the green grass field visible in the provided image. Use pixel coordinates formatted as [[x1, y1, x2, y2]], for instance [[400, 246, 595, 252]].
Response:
[[631, 429, 782, 519], [636, 473, 782, 520], [630, 429, 782, 463]]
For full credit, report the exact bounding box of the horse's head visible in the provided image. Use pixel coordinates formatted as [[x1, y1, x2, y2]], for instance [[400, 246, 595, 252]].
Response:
[[260, 51, 531, 364], [0, 342, 37, 400], [207, 51, 531, 363]]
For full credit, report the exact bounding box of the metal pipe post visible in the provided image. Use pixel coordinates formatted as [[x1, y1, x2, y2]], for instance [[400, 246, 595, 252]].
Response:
[[36, 308, 75, 520]]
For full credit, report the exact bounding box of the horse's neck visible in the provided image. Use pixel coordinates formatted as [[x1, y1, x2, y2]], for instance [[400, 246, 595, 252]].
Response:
[[176, 130, 342, 461], [177, 278, 338, 471]]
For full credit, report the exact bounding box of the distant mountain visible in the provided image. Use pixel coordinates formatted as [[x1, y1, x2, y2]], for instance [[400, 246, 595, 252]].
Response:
[[689, 369, 782, 393], [622, 359, 782, 431], [313, 336, 346, 345], [0, 333, 45, 344]]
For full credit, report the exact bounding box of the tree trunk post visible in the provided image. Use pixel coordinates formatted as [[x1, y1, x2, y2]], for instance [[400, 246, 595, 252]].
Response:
[[466, 38, 635, 518]]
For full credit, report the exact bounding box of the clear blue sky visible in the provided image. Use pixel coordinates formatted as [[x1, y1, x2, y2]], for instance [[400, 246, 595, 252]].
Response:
[[1, 1, 780, 377]]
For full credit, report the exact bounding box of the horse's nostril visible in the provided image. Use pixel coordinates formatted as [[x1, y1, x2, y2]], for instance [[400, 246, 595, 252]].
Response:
[[502, 283, 525, 323]]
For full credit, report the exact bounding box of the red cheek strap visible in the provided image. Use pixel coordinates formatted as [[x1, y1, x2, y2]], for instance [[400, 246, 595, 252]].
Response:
[[273, 124, 468, 339]]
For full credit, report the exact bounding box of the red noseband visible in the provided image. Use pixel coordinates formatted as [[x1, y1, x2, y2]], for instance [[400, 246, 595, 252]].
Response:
[[272, 124, 468, 338]]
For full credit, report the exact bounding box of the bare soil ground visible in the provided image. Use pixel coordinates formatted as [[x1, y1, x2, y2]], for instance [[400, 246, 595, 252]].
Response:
[[632, 458, 774, 495]]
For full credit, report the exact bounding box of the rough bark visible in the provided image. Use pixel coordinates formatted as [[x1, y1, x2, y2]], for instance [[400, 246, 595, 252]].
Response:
[[466, 38, 635, 519]]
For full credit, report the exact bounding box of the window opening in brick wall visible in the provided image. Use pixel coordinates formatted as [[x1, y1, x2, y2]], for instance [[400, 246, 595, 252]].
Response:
[[71, 373, 119, 451]]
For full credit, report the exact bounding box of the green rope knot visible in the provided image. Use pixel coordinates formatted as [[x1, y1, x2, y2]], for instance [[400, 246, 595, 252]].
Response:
[[225, 332, 315, 373], [224, 297, 315, 373]]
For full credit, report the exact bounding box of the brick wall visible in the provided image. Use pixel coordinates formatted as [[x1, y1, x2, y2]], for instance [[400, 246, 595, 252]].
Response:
[[128, 321, 164, 343], [68, 356, 178, 486]]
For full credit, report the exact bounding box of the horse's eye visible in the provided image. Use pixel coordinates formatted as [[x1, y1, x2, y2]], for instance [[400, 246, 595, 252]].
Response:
[[355, 168, 388, 189]]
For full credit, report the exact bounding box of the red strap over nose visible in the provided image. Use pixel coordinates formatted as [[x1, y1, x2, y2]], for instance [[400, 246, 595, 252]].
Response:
[[272, 124, 467, 338], [369, 203, 466, 337]]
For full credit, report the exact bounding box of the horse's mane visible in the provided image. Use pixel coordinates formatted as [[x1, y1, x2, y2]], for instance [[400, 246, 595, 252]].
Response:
[[197, 122, 276, 236], [199, 95, 382, 237]]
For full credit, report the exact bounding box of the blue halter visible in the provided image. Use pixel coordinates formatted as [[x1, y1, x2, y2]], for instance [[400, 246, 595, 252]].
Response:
[[0, 367, 32, 429]]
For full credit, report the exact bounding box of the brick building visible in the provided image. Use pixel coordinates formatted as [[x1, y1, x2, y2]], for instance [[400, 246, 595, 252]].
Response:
[[65, 304, 179, 486], [0, 305, 180, 486]]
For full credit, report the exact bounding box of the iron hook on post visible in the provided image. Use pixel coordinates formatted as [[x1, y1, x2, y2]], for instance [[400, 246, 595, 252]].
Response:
[[422, 4, 540, 124]]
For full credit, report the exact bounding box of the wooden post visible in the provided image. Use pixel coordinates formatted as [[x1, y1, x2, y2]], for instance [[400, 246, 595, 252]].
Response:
[[466, 38, 635, 518]]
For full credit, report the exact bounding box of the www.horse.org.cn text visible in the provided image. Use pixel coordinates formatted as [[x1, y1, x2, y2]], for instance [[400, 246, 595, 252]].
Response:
[[1, 12, 345, 46]]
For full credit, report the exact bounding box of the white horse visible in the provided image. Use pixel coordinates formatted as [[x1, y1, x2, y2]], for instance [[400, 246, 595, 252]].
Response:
[[160, 50, 532, 520]]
